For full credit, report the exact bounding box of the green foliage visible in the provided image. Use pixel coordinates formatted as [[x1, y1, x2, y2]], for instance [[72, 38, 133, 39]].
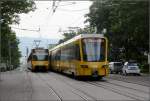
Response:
[[77, 26, 96, 34], [1, 0, 36, 68], [58, 32, 77, 44], [86, 0, 149, 64], [140, 64, 149, 73], [58, 25, 96, 44], [1, 0, 36, 24]]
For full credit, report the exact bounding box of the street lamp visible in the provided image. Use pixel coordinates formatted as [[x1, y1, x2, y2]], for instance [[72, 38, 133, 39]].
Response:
[[0, 19, 4, 63], [0, 19, 4, 80]]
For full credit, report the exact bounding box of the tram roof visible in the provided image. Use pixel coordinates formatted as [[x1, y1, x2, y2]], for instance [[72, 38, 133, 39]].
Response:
[[49, 34, 104, 51]]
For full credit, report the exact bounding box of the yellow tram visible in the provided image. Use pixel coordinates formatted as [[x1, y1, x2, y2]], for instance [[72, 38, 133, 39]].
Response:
[[27, 48, 49, 72], [49, 34, 109, 78]]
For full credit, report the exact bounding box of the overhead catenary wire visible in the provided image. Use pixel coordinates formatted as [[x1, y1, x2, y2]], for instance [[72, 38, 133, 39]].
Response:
[[51, 0, 61, 15], [11, 26, 40, 32], [66, 14, 86, 33], [11, 1, 59, 36], [11, 1, 89, 39], [57, 8, 89, 12], [39, 0, 62, 34], [68, 15, 84, 27], [57, 1, 76, 7]]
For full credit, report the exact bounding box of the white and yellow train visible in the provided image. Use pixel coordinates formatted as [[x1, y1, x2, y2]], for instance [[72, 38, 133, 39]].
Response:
[[27, 48, 49, 72], [49, 34, 109, 78]]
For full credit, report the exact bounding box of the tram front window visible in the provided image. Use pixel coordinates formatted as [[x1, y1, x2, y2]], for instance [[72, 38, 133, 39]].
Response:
[[32, 54, 48, 61], [82, 38, 105, 62]]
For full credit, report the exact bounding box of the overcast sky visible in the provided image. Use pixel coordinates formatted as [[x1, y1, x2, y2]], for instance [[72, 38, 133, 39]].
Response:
[[11, 1, 92, 39]]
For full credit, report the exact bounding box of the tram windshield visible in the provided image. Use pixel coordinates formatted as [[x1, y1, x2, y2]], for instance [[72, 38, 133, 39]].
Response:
[[82, 38, 105, 62], [32, 53, 48, 61]]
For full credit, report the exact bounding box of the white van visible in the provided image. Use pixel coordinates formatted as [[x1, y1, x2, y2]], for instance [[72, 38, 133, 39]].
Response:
[[109, 62, 123, 74], [122, 62, 140, 75]]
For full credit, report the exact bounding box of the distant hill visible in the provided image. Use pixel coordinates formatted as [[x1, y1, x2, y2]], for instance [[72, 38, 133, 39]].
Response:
[[18, 37, 59, 57]]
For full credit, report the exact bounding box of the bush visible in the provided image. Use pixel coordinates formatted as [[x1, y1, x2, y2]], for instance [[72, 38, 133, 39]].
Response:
[[140, 64, 149, 73]]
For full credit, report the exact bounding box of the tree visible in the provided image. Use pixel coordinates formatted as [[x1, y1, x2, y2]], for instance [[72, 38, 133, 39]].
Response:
[[1, 0, 36, 68], [86, 0, 149, 64], [58, 32, 77, 44], [58, 25, 95, 44], [1, 0, 36, 24]]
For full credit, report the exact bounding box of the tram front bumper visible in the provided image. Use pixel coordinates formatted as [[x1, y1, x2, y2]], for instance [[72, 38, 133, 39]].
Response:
[[77, 64, 108, 77], [32, 64, 49, 70]]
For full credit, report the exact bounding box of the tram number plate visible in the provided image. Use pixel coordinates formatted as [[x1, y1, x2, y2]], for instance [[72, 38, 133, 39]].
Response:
[[37, 62, 43, 65], [92, 72, 98, 77], [92, 74, 98, 77]]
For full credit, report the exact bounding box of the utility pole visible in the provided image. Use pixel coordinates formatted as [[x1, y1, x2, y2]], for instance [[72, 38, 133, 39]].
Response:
[[0, 20, 1, 81], [8, 40, 11, 70], [26, 47, 29, 70], [38, 27, 41, 38], [26, 47, 28, 58], [0, 1, 2, 80], [26, 47, 28, 64], [0, 20, 1, 64]]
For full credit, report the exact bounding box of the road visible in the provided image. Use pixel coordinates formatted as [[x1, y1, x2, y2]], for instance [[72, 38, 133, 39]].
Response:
[[0, 70, 149, 101], [108, 73, 150, 87]]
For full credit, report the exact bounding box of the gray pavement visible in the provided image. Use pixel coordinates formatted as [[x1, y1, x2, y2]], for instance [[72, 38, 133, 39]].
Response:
[[0, 70, 149, 101], [107, 73, 150, 87], [0, 71, 32, 101]]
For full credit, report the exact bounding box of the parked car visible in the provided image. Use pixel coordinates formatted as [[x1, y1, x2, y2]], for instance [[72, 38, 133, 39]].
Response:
[[109, 62, 123, 74], [0, 63, 7, 72], [122, 62, 140, 75]]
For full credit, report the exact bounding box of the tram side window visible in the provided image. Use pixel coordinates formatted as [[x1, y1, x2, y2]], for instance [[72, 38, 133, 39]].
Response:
[[65, 46, 70, 60], [61, 45, 72, 61], [51, 52, 54, 61], [56, 50, 61, 61], [69, 45, 74, 60], [53, 49, 60, 61], [52, 50, 57, 61], [60, 47, 66, 61], [68, 44, 80, 60], [32, 55, 37, 60], [60, 43, 80, 61], [67, 44, 75, 60], [101, 41, 105, 61], [75, 44, 80, 60]]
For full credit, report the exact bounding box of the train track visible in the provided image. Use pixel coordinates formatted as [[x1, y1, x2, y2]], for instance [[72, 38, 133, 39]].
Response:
[[70, 90, 90, 101], [33, 72, 149, 101], [87, 81, 148, 101], [48, 73, 98, 101], [26, 72, 33, 100], [35, 73, 63, 101], [49, 72, 149, 101], [107, 75, 150, 87], [105, 80, 148, 94]]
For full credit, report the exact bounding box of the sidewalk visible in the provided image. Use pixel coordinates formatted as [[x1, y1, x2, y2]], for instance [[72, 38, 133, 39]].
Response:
[[141, 73, 150, 76], [0, 71, 32, 101]]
